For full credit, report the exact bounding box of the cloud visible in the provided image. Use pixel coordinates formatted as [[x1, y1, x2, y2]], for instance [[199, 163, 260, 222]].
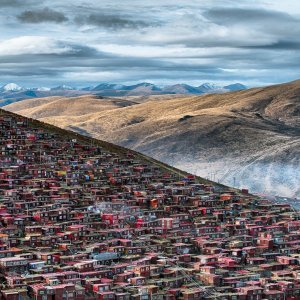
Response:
[[242, 40, 300, 50], [0, 36, 72, 55], [0, 0, 24, 7], [0, 0, 300, 86], [203, 7, 297, 25], [74, 13, 149, 30], [17, 7, 68, 23], [201, 7, 300, 49], [127, 6, 300, 51]]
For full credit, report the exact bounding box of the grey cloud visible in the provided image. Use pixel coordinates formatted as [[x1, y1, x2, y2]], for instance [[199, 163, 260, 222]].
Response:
[[17, 7, 68, 23], [203, 8, 298, 25], [1, 38, 300, 86], [200, 7, 300, 50], [2, 47, 300, 79], [74, 13, 149, 30], [55, 43, 105, 58], [0, 0, 300, 86], [242, 40, 300, 50], [0, 43, 113, 65], [149, 8, 300, 50], [0, 0, 26, 7]]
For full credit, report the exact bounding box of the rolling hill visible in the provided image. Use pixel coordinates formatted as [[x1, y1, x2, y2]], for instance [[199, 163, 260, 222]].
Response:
[[5, 80, 300, 198]]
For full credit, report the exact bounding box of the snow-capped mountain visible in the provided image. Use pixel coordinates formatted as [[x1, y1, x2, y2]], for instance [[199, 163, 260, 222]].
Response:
[[51, 85, 75, 91], [0, 81, 247, 106], [91, 82, 163, 96], [199, 83, 221, 90], [124, 82, 162, 91], [92, 83, 126, 91], [35, 87, 51, 92], [0, 83, 24, 92], [162, 84, 202, 94], [198, 83, 223, 93]]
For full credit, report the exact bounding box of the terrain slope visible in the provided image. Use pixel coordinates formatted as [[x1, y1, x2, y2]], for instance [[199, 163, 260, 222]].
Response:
[[5, 80, 300, 197]]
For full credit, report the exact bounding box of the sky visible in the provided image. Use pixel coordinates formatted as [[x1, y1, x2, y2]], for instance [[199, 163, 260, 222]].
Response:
[[0, 0, 300, 87]]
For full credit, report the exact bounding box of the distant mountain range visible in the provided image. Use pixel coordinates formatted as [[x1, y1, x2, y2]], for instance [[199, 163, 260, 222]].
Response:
[[90, 82, 247, 95], [0, 82, 247, 106]]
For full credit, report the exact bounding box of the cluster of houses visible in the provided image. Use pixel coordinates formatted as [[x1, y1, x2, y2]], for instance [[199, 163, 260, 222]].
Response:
[[0, 112, 299, 300]]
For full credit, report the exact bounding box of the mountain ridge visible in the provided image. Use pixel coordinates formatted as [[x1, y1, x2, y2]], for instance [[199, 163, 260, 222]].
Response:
[[0, 81, 247, 106]]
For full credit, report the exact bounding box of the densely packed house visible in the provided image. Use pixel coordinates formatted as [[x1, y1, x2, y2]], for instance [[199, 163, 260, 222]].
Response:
[[0, 111, 299, 300]]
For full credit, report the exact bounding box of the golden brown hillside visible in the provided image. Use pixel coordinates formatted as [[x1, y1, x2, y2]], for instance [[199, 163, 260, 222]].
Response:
[[7, 95, 136, 119], [5, 80, 300, 198]]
